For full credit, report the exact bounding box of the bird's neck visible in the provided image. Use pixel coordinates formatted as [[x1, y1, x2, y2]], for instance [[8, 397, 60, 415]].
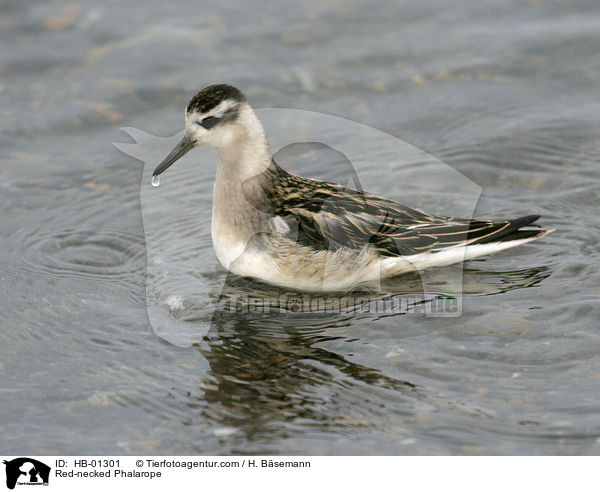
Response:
[[215, 106, 271, 182], [212, 106, 274, 246]]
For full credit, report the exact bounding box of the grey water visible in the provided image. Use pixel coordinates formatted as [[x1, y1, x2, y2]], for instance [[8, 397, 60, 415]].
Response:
[[1, 0, 599, 455]]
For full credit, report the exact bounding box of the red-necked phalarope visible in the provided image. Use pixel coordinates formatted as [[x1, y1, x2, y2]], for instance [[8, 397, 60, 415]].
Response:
[[152, 84, 553, 292]]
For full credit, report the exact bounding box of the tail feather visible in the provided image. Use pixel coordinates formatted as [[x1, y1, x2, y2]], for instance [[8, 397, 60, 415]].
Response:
[[470, 214, 543, 245]]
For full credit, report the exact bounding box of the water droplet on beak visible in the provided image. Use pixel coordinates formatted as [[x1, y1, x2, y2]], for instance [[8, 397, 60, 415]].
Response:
[[151, 175, 160, 187]]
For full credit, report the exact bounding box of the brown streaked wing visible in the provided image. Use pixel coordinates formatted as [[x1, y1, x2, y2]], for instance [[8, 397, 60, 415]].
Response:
[[266, 161, 538, 257]]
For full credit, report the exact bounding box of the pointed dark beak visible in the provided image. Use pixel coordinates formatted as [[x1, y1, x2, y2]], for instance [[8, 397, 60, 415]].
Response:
[[152, 135, 195, 177]]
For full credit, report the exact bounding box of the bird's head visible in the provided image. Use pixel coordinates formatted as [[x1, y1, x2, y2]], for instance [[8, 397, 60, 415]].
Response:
[[153, 84, 250, 178]]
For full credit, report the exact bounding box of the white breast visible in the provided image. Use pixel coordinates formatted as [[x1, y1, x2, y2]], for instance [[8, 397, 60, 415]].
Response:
[[211, 219, 246, 270]]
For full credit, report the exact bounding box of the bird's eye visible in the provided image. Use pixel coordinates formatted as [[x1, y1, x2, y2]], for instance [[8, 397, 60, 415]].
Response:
[[198, 116, 220, 129]]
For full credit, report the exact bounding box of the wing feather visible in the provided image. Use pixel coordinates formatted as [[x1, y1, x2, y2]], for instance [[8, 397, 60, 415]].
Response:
[[264, 161, 539, 256]]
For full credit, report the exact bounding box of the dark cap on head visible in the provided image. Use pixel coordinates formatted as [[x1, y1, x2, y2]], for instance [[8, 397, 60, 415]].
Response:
[[186, 84, 246, 114]]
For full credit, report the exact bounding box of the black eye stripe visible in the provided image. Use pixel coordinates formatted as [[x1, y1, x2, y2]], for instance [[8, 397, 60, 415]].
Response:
[[198, 116, 220, 129]]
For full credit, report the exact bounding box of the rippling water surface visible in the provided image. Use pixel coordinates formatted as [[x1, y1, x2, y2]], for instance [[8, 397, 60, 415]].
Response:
[[1, 0, 599, 455]]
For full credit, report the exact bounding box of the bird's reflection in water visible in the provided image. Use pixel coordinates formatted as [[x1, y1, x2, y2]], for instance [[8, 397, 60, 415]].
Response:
[[195, 312, 417, 438], [185, 265, 550, 439]]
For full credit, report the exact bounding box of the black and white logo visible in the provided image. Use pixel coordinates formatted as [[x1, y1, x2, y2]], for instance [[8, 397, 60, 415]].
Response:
[[3, 458, 50, 489]]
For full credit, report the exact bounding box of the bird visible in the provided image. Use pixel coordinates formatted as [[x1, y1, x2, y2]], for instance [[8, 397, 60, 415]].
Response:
[[152, 84, 553, 292]]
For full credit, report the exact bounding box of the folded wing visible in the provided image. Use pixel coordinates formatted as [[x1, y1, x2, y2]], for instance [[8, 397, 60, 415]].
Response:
[[270, 167, 541, 256]]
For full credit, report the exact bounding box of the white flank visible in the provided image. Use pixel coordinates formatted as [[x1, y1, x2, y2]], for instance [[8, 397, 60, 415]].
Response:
[[382, 229, 554, 277]]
